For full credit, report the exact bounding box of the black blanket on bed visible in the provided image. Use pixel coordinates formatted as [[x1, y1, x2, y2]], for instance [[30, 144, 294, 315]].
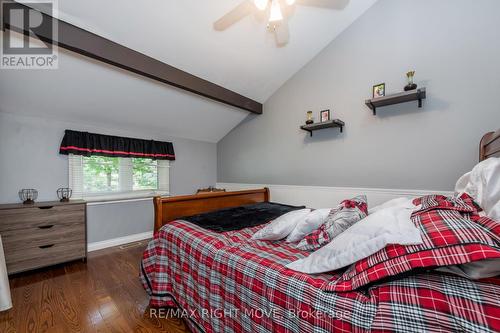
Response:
[[181, 202, 305, 232]]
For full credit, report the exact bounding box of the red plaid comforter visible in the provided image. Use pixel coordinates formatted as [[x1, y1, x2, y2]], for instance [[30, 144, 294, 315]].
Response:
[[141, 211, 500, 333]]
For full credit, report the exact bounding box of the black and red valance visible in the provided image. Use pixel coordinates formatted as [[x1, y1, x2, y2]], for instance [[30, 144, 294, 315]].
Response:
[[59, 130, 175, 160]]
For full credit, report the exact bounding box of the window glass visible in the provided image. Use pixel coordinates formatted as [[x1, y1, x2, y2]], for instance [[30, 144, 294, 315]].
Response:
[[83, 156, 120, 193], [133, 158, 158, 191]]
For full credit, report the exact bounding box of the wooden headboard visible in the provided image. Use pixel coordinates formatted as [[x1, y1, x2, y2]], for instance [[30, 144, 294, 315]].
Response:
[[153, 188, 270, 232], [480, 129, 500, 161]]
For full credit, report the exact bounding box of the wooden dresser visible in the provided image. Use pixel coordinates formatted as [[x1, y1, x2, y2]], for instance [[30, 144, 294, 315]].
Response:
[[0, 200, 87, 274]]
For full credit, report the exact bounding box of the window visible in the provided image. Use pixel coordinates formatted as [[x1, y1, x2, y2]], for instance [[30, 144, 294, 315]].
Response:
[[132, 158, 158, 191], [69, 154, 169, 201], [83, 156, 120, 193]]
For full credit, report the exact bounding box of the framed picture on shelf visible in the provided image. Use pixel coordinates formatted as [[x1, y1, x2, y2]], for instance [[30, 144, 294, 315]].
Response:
[[373, 83, 386, 98], [320, 109, 330, 122]]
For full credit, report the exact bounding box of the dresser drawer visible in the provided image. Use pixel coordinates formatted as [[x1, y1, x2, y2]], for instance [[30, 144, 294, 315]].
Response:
[[1, 222, 85, 252], [5, 240, 86, 274], [0, 204, 85, 232]]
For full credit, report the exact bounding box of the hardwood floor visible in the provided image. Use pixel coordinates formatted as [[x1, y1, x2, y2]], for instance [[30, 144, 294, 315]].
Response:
[[0, 241, 191, 333]]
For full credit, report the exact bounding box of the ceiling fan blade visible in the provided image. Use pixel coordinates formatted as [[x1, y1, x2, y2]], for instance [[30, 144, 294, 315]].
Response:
[[296, 0, 349, 10], [214, 1, 254, 31], [273, 21, 289, 47]]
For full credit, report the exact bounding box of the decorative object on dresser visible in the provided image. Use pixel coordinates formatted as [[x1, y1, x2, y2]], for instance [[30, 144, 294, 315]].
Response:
[[57, 187, 72, 202], [18, 189, 38, 204], [0, 200, 87, 275], [196, 186, 226, 194], [365, 88, 426, 115], [300, 119, 345, 137], [404, 70, 417, 91]]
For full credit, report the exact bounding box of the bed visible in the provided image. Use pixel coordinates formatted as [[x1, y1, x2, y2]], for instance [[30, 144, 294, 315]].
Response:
[[141, 130, 500, 333]]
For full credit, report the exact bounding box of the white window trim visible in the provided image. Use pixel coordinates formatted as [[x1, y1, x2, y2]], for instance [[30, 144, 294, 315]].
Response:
[[86, 196, 161, 206], [69, 154, 170, 203], [82, 190, 170, 203]]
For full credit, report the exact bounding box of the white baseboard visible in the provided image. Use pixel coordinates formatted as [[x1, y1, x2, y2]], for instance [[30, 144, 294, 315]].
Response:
[[88, 231, 153, 252], [217, 182, 453, 209]]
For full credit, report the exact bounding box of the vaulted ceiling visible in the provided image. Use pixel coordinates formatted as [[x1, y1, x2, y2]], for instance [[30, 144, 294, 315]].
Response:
[[0, 0, 377, 142]]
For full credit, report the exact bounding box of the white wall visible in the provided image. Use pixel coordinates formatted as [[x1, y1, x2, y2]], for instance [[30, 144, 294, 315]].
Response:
[[218, 0, 500, 191], [0, 112, 217, 242]]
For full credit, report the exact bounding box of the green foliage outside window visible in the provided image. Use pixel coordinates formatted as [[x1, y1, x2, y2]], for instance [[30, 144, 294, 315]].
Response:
[[83, 156, 119, 192], [83, 156, 158, 193], [133, 158, 158, 190]]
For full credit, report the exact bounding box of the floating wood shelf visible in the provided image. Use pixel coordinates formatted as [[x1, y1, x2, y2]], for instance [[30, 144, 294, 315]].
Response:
[[365, 88, 426, 115], [300, 119, 345, 137]]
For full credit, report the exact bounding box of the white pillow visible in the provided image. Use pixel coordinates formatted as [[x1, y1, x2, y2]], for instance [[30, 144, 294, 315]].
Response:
[[251, 209, 311, 241], [286, 205, 422, 274], [368, 197, 411, 214], [285, 208, 331, 243], [455, 157, 500, 221]]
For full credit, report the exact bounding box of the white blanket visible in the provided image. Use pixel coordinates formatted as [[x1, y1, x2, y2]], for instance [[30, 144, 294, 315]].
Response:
[[287, 201, 423, 274]]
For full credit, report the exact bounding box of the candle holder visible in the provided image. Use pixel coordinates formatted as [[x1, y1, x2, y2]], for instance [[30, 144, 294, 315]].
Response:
[[57, 188, 72, 202], [19, 189, 38, 204]]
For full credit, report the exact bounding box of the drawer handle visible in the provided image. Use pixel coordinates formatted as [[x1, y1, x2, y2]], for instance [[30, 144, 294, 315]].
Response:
[[38, 206, 54, 210], [39, 244, 55, 249], [38, 225, 54, 229]]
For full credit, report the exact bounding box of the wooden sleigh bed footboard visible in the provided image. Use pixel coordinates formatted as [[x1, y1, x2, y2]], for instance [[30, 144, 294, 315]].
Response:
[[153, 188, 270, 232]]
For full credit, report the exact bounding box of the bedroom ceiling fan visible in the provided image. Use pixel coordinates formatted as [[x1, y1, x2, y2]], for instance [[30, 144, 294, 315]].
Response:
[[214, 0, 349, 47]]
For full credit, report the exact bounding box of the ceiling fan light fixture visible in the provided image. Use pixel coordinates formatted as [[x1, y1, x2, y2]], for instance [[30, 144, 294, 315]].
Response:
[[269, 0, 283, 22], [254, 0, 268, 11]]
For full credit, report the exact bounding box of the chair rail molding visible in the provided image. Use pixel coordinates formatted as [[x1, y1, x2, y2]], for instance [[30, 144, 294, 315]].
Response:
[[216, 183, 453, 208]]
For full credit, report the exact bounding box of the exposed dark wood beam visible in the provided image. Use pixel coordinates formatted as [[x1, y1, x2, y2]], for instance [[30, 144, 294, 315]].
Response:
[[2, 3, 263, 114]]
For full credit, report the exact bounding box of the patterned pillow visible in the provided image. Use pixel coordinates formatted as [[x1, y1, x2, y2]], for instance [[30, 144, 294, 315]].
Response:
[[322, 195, 500, 292], [296, 195, 368, 251], [412, 193, 479, 214]]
